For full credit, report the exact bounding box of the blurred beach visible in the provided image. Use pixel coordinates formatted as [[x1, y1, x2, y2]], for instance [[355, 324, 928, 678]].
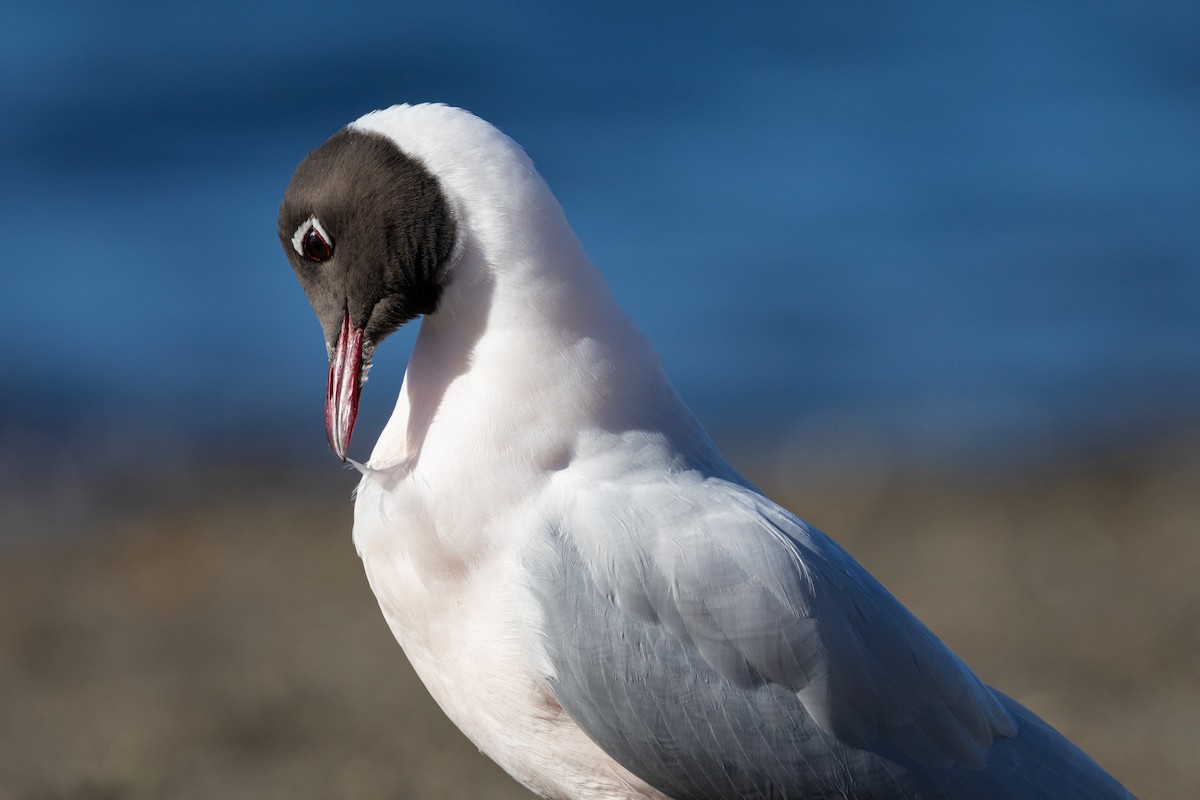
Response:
[[1, 438, 1197, 799]]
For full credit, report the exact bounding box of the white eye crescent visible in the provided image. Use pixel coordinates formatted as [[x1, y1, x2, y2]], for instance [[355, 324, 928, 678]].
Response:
[[291, 215, 334, 262]]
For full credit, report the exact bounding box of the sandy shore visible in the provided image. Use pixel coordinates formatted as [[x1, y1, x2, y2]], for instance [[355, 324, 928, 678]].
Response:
[[1, 446, 1196, 799]]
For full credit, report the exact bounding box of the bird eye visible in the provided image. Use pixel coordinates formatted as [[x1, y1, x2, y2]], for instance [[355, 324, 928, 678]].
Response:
[[302, 226, 333, 262], [291, 216, 334, 263]]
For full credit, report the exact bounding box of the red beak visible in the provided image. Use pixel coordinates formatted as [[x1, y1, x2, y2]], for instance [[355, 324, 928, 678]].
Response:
[[326, 309, 364, 461]]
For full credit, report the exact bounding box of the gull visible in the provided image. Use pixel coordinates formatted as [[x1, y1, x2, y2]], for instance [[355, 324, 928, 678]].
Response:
[[277, 103, 1134, 799]]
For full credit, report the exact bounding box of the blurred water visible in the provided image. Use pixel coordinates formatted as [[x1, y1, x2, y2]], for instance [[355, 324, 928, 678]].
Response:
[[3, 1, 1199, 470]]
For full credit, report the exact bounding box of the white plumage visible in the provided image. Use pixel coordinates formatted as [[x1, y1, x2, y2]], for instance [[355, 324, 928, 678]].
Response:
[[281, 103, 1133, 799]]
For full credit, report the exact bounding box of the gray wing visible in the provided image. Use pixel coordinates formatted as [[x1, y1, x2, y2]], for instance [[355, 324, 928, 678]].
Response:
[[526, 473, 1133, 800]]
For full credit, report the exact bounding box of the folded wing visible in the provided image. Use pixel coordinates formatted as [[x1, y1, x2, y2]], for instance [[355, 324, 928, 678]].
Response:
[[527, 472, 1130, 799]]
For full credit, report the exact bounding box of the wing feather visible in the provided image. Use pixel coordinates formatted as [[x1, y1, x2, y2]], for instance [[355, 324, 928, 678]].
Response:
[[568, 475, 1016, 764], [528, 471, 1131, 798]]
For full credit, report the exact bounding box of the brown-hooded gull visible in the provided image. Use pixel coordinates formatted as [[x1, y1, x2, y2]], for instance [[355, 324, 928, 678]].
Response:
[[277, 103, 1133, 800]]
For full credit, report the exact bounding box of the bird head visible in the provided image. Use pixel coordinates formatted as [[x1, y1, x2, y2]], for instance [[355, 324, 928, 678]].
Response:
[[278, 128, 457, 460]]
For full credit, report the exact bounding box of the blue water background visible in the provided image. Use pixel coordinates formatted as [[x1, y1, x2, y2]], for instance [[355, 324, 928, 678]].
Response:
[[3, 1, 1199, 473]]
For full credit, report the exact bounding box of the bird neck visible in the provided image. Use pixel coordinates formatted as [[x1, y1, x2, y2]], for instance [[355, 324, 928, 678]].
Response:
[[354, 104, 728, 487], [367, 213, 724, 497]]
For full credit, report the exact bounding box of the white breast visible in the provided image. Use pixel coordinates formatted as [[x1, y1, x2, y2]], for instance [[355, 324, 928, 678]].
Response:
[[352, 470, 669, 800]]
